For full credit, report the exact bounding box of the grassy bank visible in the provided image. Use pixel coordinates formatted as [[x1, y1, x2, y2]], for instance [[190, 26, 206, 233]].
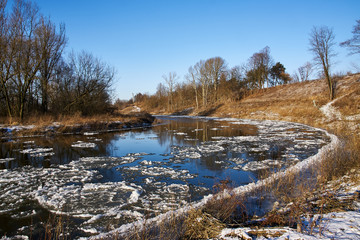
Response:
[[0, 112, 155, 138]]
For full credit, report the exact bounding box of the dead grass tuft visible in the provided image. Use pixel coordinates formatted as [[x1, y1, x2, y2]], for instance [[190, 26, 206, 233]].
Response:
[[42, 214, 70, 240], [203, 181, 248, 224], [318, 135, 360, 182], [183, 208, 225, 240]]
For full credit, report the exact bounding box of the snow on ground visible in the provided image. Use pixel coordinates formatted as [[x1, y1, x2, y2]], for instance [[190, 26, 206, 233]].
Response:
[[217, 182, 360, 240], [320, 101, 342, 121], [217, 209, 360, 240], [131, 106, 141, 112], [1, 125, 36, 133]]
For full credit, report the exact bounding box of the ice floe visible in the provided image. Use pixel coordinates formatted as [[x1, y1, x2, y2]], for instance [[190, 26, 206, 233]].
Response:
[[71, 141, 97, 148], [20, 147, 54, 157]]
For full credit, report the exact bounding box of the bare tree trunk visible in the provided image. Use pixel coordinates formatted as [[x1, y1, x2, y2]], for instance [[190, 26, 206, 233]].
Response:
[[309, 26, 336, 100]]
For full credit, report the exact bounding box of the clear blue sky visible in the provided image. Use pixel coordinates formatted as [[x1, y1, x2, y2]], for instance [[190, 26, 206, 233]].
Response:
[[8, 0, 360, 100]]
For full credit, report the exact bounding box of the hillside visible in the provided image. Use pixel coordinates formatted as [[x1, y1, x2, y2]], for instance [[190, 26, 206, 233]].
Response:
[[212, 73, 360, 134], [137, 73, 360, 136]]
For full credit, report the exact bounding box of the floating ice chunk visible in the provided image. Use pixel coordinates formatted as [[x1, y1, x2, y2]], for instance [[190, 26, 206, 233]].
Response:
[[211, 136, 227, 140], [122, 166, 195, 180], [249, 144, 270, 152], [172, 146, 201, 159], [242, 161, 269, 171], [71, 141, 96, 148], [80, 227, 98, 234], [5, 125, 35, 133], [165, 184, 189, 194], [198, 143, 225, 153], [129, 152, 151, 157], [0, 158, 15, 163], [233, 135, 259, 142], [175, 132, 187, 135], [184, 138, 198, 141], [140, 160, 152, 165], [144, 177, 154, 184], [129, 189, 142, 203], [230, 158, 246, 165], [84, 132, 98, 136], [20, 148, 54, 157]]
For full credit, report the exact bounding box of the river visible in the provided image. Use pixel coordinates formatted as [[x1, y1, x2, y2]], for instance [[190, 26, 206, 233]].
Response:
[[0, 116, 331, 238]]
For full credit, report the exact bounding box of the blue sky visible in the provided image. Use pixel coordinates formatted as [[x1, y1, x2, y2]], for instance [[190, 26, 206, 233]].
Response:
[[9, 0, 360, 100]]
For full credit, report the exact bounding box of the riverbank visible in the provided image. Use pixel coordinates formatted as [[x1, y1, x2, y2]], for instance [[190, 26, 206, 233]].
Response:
[[121, 74, 360, 239], [0, 112, 155, 138]]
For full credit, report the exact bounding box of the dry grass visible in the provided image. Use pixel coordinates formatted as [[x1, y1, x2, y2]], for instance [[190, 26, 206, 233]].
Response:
[[183, 209, 225, 239], [203, 181, 248, 224], [333, 88, 360, 116], [41, 214, 70, 240], [318, 134, 360, 181]]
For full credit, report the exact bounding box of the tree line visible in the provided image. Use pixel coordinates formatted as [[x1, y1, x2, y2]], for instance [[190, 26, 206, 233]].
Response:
[[131, 46, 292, 112], [131, 19, 360, 111], [0, 0, 114, 120]]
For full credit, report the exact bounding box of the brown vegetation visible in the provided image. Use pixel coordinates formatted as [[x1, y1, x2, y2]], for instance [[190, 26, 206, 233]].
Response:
[[0, 112, 155, 137]]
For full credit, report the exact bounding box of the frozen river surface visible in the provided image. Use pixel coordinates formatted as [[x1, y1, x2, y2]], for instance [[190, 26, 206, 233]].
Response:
[[0, 116, 331, 238]]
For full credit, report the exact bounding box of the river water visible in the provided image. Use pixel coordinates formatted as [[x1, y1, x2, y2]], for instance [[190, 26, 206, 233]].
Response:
[[0, 116, 330, 238]]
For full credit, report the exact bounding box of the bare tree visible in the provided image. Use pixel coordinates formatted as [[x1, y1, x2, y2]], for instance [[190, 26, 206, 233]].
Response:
[[196, 60, 210, 106], [0, 0, 15, 118], [10, 0, 42, 119], [36, 16, 66, 113], [56, 51, 115, 115], [185, 66, 199, 109], [246, 46, 274, 89], [309, 26, 336, 100], [162, 71, 178, 112], [298, 62, 313, 82], [204, 57, 226, 101], [340, 19, 360, 55]]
